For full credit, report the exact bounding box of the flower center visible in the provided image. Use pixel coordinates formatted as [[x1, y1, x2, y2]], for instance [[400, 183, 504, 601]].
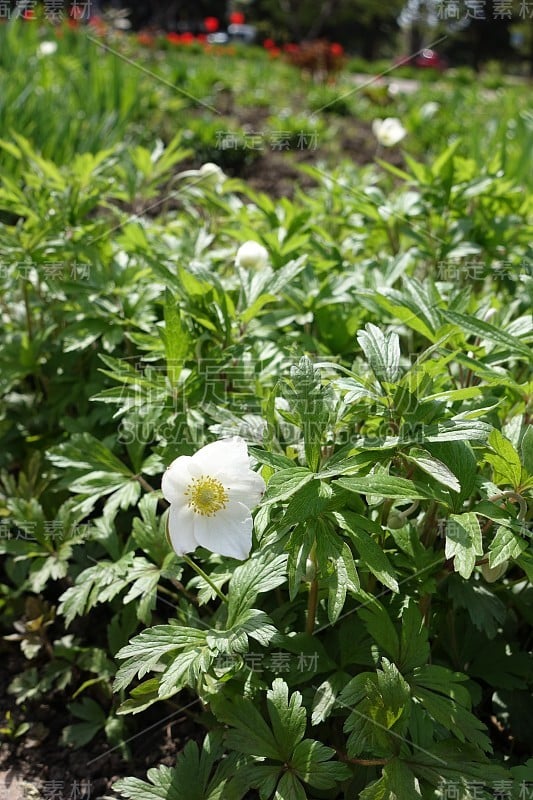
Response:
[[185, 476, 228, 516]]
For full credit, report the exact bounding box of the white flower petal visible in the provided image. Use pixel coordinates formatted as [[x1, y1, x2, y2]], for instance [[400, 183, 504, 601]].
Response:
[[193, 436, 250, 473], [226, 471, 266, 507], [161, 455, 194, 503], [167, 502, 198, 555], [194, 501, 253, 560]]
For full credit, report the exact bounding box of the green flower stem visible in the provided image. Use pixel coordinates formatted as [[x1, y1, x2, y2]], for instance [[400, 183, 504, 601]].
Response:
[[489, 491, 527, 521], [181, 553, 228, 604], [380, 498, 394, 528], [134, 475, 169, 512], [156, 584, 182, 603], [135, 474, 156, 493], [305, 543, 319, 635]]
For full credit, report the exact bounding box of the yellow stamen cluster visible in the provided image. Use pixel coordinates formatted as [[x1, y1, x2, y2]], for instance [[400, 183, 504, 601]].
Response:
[[185, 476, 228, 516]]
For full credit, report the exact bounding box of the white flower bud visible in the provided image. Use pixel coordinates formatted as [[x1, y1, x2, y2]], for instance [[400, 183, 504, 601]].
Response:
[[198, 162, 225, 183], [372, 117, 407, 147], [235, 241, 269, 269], [387, 511, 406, 529], [480, 561, 508, 583], [37, 41, 58, 57], [420, 101, 439, 120]]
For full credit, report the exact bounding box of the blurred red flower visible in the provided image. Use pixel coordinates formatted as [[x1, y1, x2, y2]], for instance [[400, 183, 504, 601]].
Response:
[[263, 38, 275, 49], [88, 15, 106, 33], [204, 16, 219, 32], [330, 42, 344, 57], [229, 12, 245, 24], [167, 32, 182, 44]]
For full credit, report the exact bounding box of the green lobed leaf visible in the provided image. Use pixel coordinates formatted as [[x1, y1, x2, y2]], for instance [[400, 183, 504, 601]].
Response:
[[520, 425, 533, 475], [262, 468, 315, 505], [274, 772, 307, 800], [445, 513, 483, 579], [227, 551, 287, 627], [405, 448, 461, 492], [327, 543, 360, 623], [114, 625, 207, 691], [339, 659, 411, 757], [425, 440, 477, 507], [267, 678, 307, 761], [281, 479, 331, 529], [334, 511, 399, 593], [357, 599, 400, 663], [161, 289, 190, 383], [213, 694, 282, 761], [290, 739, 350, 789], [398, 600, 430, 672], [485, 429, 522, 489], [443, 310, 532, 360], [488, 525, 527, 568], [413, 687, 492, 752], [311, 673, 349, 726], [335, 475, 438, 501], [360, 759, 423, 800], [357, 323, 401, 384], [114, 733, 228, 800]]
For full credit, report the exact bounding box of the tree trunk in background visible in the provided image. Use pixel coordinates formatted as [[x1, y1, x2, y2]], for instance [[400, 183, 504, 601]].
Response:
[[278, 0, 302, 39], [306, 0, 344, 39]]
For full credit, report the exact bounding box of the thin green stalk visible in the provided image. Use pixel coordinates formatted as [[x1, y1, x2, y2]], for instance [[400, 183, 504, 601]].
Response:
[[305, 543, 318, 635], [22, 280, 33, 341], [181, 553, 228, 604], [306, 576, 319, 635]]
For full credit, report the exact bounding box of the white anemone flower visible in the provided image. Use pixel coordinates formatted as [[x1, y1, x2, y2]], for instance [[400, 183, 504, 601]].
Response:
[[162, 436, 265, 561], [37, 41, 58, 57], [235, 240, 269, 269], [176, 162, 225, 186], [372, 117, 407, 147], [198, 162, 225, 181]]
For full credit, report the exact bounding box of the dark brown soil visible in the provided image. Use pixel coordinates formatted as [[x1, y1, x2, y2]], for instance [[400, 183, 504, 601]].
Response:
[[0, 646, 203, 799], [220, 115, 405, 198]]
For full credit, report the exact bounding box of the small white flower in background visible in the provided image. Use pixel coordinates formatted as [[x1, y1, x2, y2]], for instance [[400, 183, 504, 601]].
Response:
[[113, 17, 131, 30], [199, 162, 225, 181], [162, 436, 265, 561], [420, 101, 439, 120], [235, 240, 269, 269], [176, 162, 225, 187], [37, 41, 58, 57], [372, 117, 407, 147], [387, 82, 401, 97]]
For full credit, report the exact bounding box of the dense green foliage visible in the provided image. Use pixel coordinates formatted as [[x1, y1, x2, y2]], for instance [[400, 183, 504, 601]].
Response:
[[0, 18, 532, 800]]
